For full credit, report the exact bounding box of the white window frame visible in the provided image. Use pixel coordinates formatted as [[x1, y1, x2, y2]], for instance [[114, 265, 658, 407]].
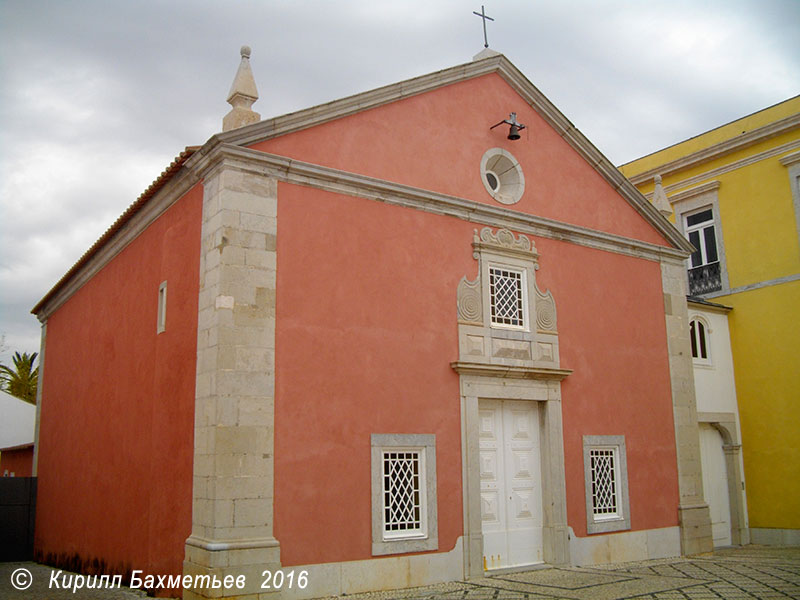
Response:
[[381, 448, 427, 540], [487, 263, 528, 331], [371, 434, 438, 556], [689, 316, 712, 366], [157, 281, 167, 334], [583, 435, 631, 534], [684, 207, 719, 269]]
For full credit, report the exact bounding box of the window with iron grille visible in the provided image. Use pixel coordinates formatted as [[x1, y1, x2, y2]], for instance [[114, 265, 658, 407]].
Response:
[[489, 266, 524, 327], [382, 450, 426, 539], [590, 448, 620, 519], [685, 208, 722, 295], [371, 434, 438, 555], [583, 435, 630, 534]]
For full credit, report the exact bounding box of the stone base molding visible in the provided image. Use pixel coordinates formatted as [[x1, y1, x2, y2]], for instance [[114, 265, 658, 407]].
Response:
[[274, 538, 464, 600], [750, 528, 800, 546], [183, 537, 281, 599], [569, 526, 681, 566], [678, 503, 714, 555]]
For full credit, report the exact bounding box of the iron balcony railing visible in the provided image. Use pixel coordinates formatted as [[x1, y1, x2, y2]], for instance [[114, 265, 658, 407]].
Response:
[[688, 262, 722, 295]]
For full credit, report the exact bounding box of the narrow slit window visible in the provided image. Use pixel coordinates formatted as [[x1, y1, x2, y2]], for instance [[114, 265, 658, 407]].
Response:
[[157, 281, 167, 333], [690, 319, 709, 361]]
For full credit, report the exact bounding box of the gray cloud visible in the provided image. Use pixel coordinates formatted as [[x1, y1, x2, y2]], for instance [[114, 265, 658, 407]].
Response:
[[1, 0, 798, 360]]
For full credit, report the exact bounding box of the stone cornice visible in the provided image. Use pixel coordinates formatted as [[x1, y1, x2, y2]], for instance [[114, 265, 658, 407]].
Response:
[[644, 180, 721, 204], [687, 298, 732, 314], [667, 180, 721, 204], [188, 143, 692, 263], [450, 361, 572, 381], [655, 139, 800, 197], [185, 535, 280, 552], [214, 58, 504, 147], [780, 149, 800, 167], [626, 113, 800, 185]]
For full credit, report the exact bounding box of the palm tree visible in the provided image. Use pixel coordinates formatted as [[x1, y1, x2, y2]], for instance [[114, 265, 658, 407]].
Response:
[[0, 351, 38, 405]]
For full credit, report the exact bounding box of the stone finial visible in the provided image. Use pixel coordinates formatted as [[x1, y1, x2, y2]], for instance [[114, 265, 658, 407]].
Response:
[[652, 174, 673, 218], [222, 45, 261, 132]]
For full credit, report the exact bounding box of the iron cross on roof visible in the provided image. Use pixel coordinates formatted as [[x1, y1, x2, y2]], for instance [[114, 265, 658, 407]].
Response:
[[473, 5, 494, 49]]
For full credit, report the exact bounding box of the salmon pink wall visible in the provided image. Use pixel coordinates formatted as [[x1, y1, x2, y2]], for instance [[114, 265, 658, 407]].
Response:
[[252, 73, 668, 248], [274, 179, 680, 565], [535, 238, 680, 536], [274, 183, 475, 566], [35, 184, 202, 591], [1, 446, 33, 477]]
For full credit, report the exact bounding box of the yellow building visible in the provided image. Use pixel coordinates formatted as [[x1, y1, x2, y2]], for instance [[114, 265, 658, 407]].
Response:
[[620, 97, 800, 545]]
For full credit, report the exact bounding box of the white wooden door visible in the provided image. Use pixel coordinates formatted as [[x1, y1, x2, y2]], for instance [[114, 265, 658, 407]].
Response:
[[699, 423, 732, 547], [479, 399, 543, 569]]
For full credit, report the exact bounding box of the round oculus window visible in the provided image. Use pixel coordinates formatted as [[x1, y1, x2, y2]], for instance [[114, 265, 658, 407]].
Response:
[[480, 148, 525, 205]]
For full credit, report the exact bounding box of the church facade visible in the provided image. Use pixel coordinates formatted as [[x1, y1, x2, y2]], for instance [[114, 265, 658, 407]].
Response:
[[31, 50, 711, 599]]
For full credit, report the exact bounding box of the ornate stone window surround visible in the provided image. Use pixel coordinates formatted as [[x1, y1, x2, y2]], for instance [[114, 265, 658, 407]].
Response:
[[457, 228, 560, 367], [669, 181, 731, 297], [371, 433, 438, 556], [583, 435, 631, 534]]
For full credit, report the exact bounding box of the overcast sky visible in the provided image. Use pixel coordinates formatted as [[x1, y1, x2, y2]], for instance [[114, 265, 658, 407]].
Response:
[[1, 0, 798, 363]]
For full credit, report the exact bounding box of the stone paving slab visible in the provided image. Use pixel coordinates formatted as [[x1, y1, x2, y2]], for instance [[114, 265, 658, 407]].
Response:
[[0, 546, 798, 599], [314, 546, 800, 600]]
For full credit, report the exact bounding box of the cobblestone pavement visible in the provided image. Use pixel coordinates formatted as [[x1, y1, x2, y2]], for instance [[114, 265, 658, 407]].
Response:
[[316, 546, 800, 600], [0, 546, 797, 599]]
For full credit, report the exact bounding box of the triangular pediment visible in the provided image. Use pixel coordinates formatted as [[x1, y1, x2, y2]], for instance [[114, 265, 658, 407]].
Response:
[[204, 54, 691, 253]]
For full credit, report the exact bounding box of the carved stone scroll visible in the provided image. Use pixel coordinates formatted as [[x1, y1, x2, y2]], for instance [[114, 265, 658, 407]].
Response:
[[478, 227, 535, 253], [535, 286, 557, 331], [457, 276, 482, 324]]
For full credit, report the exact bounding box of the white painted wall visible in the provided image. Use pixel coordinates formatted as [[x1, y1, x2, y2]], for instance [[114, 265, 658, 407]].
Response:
[[690, 308, 739, 417], [0, 389, 36, 449], [689, 304, 748, 545]]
